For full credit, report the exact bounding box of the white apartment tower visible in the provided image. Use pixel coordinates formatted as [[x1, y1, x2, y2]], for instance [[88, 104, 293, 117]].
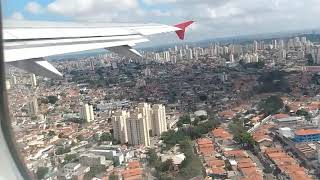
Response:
[[137, 103, 152, 134], [11, 75, 17, 85], [164, 51, 170, 62], [312, 45, 320, 64], [30, 74, 37, 87], [112, 110, 129, 144], [152, 104, 167, 136], [126, 112, 150, 146], [253, 41, 258, 53], [229, 54, 235, 63], [279, 49, 287, 60], [28, 97, 38, 116], [279, 40, 285, 50], [187, 49, 193, 60], [80, 104, 94, 122], [272, 40, 278, 49]]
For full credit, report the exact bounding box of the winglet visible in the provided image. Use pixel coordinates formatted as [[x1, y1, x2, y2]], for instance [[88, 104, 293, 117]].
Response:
[[174, 21, 194, 40]]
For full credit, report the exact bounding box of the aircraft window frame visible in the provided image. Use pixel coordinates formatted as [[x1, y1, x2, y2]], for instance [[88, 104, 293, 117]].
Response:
[[0, 6, 32, 180]]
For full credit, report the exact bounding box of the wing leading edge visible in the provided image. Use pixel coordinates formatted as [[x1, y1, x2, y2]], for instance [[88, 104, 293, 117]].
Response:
[[3, 20, 194, 78]]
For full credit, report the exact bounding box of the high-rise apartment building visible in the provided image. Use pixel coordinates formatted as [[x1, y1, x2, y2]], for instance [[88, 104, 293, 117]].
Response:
[[80, 104, 94, 122], [28, 97, 38, 116], [253, 40, 258, 53], [152, 104, 167, 136], [126, 112, 150, 146], [112, 110, 129, 144], [187, 49, 193, 60], [30, 74, 37, 87]]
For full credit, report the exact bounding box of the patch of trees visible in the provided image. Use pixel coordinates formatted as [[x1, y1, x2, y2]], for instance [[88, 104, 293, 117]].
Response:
[[239, 60, 265, 69], [177, 114, 191, 127], [256, 70, 291, 93], [296, 109, 311, 121], [48, 96, 58, 104], [258, 95, 284, 115], [48, 130, 56, 137], [36, 167, 49, 180], [178, 140, 203, 179], [311, 73, 320, 85], [76, 135, 85, 142], [56, 146, 71, 155], [100, 132, 113, 142], [64, 154, 78, 164], [306, 53, 314, 66], [38, 95, 59, 105], [229, 120, 255, 148], [147, 140, 203, 180], [162, 118, 220, 149], [199, 94, 208, 101]]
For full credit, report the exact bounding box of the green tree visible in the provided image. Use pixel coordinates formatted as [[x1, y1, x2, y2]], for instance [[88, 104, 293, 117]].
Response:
[[179, 114, 191, 125], [159, 159, 174, 172], [284, 105, 290, 113], [64, 154, 77, 163], [147, 149, 160, 167], [76, 134, 85, 142], [192, 118, 200, 126], [296, 109, 311, 121], [178, 140, 203, 178], [100, 132, 113, 142], [199, 115, 207, 121], [306, 53, 314, 65], [259, 95, 284, 115], [36, 167, 49, 180], [56, 147, 71, 155], [47, 95, 58, 104], [161, 130, 189, 149], [109, 173, 118, 180], [235, 132, 255, 147], [199, 94, 208, 101], [48, 130, 56, 137]]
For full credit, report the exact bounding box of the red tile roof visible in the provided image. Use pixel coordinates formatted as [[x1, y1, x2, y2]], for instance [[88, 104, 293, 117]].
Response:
[[295, 129, 320, 136], [128, 161, 140, 169], [212, 128, 233, 140], [122, 168, 143, 179], [273, 113, 289, 119], [211, 167, 226, 175]]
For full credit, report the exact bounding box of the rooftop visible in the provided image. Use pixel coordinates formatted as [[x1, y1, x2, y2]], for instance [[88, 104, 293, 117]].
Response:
[[211, 127, 233, 140], [273, 113, 290, 119], [295, 129, 320, 136]]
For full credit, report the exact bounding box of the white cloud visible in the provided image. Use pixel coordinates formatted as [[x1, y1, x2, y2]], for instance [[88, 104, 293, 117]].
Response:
[[10, 12, 24, 20], [42, 0, 320, 44], [25, 1, 44, 14], [150, 10, 171, 17], [143, 0, 176, 5], [47, 0, 139, 20]]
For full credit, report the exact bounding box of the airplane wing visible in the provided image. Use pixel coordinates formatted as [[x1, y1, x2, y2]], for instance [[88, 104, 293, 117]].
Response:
[[3, 20, 193, 78]]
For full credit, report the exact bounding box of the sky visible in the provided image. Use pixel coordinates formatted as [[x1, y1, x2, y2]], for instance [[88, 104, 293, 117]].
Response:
[[3, 0, 320, 46]]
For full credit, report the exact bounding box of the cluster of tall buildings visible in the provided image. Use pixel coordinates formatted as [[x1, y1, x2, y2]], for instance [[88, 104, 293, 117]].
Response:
[[112, 103, 167, 146], [141, 36, 320, 65]]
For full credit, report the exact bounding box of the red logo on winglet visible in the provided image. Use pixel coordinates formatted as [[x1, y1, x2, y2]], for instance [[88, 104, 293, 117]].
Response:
[[174, 21, 194, 40]]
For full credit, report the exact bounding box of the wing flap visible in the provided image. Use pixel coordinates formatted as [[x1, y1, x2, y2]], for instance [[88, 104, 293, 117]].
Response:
[[8, 59, 62, 78], [106, 45, 142, 59]]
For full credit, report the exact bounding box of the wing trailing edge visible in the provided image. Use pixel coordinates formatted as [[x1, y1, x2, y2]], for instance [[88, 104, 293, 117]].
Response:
[[106, 45, 142, 59], [8, 59, 63, 78]]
